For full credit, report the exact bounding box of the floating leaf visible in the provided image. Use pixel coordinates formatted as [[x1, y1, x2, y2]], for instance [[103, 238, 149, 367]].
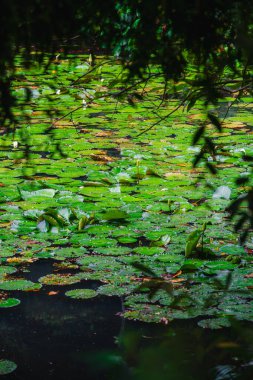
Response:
[[0, 360, 17, 375], [133, 247, 165, 256], [0, 266, 17, 275], [0, 298, 20, 308], [0, 280, 41, 291], [39, 274, 80, 286], [157, 254, 184, 263], [117, 236, 137, 244], [97, 283, 134, 296], [65, 288, 97, 299], [102, 209, 129, 221], [94, 247, 131, 256], [20, 188, 56, 200], [204, 261, 236, 271]]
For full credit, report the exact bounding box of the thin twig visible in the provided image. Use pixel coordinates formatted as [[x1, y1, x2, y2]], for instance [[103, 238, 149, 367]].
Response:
[[71, 59, 113, 85], [136, 91, 192, 137]]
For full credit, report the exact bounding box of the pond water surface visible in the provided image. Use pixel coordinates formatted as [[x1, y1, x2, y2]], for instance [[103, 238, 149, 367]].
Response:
[[0, 55, 253, 378]]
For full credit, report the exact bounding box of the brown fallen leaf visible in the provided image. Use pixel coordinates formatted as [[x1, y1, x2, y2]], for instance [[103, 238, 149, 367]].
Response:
[[95, 131, 113, 137], [0, 222, 11, 228], [171, 278, 185, 283], [79, 128, 90, 133], [172, 270, 182, 278], [164, 172, 185, 178], [90, 154, 114, 162], [7, 257, 35, 264], [48, 291, 59, 296], [245, 273, 253, 278]]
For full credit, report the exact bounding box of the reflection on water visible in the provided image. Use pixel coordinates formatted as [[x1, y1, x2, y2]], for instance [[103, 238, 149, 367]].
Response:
[[89, 321, 253, 380], [0, 289, 122, 379], [0, 279, 252, 379]]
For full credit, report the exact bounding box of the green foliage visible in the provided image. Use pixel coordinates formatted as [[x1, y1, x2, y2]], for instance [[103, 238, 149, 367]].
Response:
[[39, 274, 80, 286], [78, 214, 95, 230], [2, 1, 253, 127], [0, 280, 41, 291], [0, 298, 20, 308], [185, 229, 203, 257], [185, 223, 209, 257], [0, 360, 17, 375], [65, 289, 97, 299], [102, 209, 129, 221]]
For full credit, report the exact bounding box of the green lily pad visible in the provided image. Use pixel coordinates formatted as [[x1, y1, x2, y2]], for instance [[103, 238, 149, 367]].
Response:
[[156, 254, 184, 263], [204, 261, 237, 271], [0, 280, 41, 291], [102, 209, 129, 221], [39, 273, 81, 286], [117, 236, 138, 244], [65, 288, 97, 299], [0, 266, 17, 275], [97, 283, 135, 296], [181, 259, 204, 271], [133, 247, 165, 256], [94, 247, 131, 256], [20, 188, 56, 200], [0, 298, 20, 308], [219, 245, 246, 256], [0, 360, 17, 375]]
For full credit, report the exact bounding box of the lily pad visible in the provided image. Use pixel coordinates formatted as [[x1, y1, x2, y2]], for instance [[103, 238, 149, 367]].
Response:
[[133, 247, 165, 256], [0, 360, 17, 375], [0, 266, 17, 275], [204, 261, 236, 271], [102, 209, 129, 221], [219, 245, 246, 256], [0, 280, 41, 291], [20, 188, 56, 200], [39, 274, 81, 286], [65, 288, 97, 299], [94, 247, 131, 256], [156, 254, 184, 263], [117, 236, 138, 244], [97, 283, 135, 296], [0, 298, 20, 308]]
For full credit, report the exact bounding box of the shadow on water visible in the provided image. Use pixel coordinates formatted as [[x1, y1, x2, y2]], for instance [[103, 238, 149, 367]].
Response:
[[0, 261, 122, 380], [0, 261, 252, 380]]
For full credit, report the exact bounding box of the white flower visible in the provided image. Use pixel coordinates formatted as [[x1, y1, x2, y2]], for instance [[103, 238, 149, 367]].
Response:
[[56, 89, 61, 95], [110, 184, 121, 193], [82, 99, 87, 109], [212, 186, 231, 200], [13, 141, 18, 148]]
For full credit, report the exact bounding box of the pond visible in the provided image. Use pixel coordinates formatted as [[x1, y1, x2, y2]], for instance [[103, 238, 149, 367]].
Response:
[[0, 54, 252, 377], [0, 269, 252, 379]]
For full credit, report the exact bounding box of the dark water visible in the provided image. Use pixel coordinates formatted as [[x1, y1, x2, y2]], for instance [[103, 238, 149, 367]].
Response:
[[0, 262, 253, 380]]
